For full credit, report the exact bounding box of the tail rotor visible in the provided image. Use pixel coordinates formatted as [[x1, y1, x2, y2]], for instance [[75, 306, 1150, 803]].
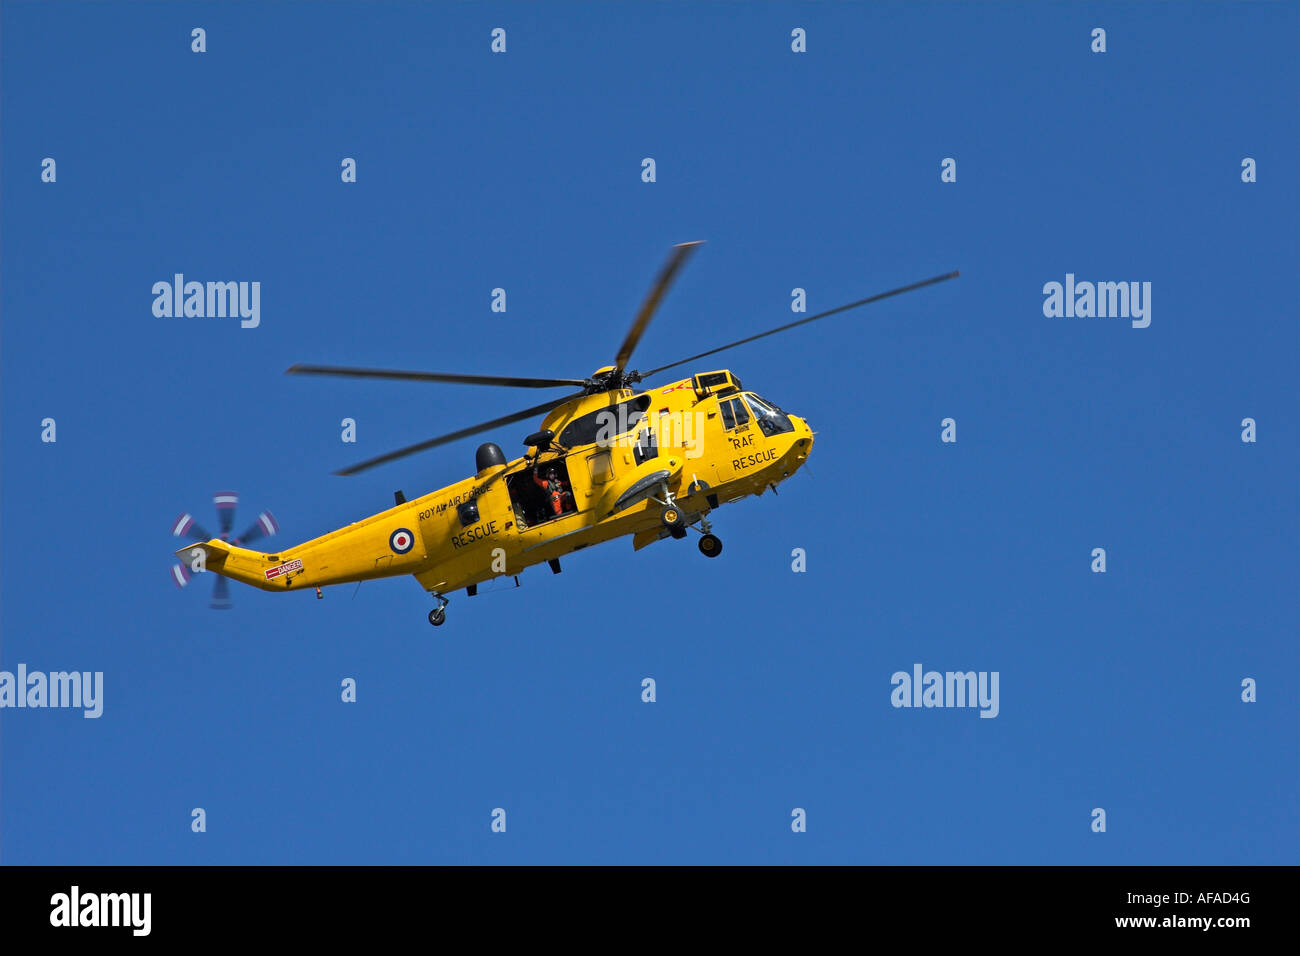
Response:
[[170, 492, 278, 610]]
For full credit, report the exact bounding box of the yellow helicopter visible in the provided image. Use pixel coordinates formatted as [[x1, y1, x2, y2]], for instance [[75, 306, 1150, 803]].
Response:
[[175, 243, 957, 626]]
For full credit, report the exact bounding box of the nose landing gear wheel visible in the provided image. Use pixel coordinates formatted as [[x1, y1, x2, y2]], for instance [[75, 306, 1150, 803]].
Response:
[[698, 533, 723, 557]]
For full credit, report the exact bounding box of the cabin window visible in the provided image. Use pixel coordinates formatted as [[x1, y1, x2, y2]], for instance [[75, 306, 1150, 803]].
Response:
[[587, 449, 612, 483], [457, 500, 479, 527], [557, 395, 650, 448]]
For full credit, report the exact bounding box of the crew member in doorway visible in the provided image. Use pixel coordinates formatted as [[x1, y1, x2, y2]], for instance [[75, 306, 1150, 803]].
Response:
[[533, 465, 572, 517]]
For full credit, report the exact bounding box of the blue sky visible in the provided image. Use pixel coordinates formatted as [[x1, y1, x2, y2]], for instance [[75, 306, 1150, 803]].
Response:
[[2, 1, 1296, 864]]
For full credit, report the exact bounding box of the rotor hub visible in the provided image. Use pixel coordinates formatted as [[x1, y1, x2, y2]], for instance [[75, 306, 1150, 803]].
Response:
[[585, 366, 642, 394]]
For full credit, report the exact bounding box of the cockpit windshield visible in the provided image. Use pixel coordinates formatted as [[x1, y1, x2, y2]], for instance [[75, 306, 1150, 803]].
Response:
[[742, 393, 795, 436]]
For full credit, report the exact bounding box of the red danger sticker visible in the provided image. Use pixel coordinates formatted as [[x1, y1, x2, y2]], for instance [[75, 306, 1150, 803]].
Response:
[[265, 558, 303, 580]]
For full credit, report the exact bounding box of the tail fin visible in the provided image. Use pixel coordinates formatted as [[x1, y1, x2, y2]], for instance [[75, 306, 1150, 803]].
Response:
[[173, 539, 232, 573]]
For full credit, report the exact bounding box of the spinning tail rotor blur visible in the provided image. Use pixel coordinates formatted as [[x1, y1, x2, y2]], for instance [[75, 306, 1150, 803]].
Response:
[[170, 492, 278, 609]]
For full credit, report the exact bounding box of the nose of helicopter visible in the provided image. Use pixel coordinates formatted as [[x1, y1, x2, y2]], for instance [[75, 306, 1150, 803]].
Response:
[[785, 415, 814, 475]]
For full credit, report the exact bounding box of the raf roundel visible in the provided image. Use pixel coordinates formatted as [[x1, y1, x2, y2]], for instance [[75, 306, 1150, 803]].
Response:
[[389, 527, 415, 554]]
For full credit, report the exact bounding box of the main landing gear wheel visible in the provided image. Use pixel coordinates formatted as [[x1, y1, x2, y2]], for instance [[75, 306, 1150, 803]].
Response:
[[660, 504, 685, 532], [698, 533, 723, 557]]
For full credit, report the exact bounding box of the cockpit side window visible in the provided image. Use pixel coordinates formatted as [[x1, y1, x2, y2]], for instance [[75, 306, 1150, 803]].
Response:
[[731, 397, 750, 427], [719, 396, 736, 430], [718, 396, 749, 430]]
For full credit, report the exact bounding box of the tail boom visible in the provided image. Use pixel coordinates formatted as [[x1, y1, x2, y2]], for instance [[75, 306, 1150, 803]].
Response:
[[173, 510, 427, 594]]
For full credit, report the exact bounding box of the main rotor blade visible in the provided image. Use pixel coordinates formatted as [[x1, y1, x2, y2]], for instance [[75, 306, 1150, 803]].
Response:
[[334, 392, 587, 476], [286, 365, 587, 389], [613, 241, 704, 374], [643, 270, 960, 378]]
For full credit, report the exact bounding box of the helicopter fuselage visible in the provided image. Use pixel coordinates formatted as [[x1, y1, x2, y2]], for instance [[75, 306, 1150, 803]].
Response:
[[179, 369, 813, 602]]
